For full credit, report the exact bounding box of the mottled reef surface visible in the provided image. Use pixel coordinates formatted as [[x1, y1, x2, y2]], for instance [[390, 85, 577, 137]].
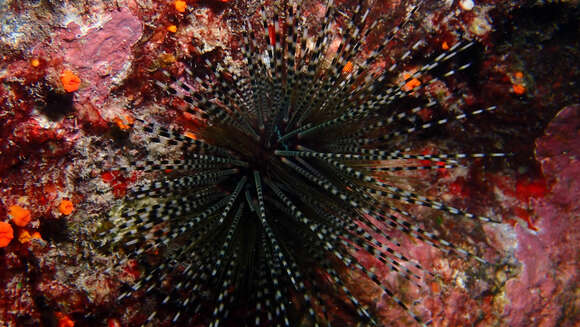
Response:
[[0, 0, 579, 326]]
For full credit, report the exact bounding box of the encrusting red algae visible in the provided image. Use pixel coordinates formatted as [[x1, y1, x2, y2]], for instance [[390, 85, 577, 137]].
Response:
[[0, 0, 578, 326]]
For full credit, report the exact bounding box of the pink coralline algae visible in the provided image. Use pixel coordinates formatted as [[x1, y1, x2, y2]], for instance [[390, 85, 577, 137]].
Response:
[[55, 8, 142, 127], [503, 104, 580, 327]]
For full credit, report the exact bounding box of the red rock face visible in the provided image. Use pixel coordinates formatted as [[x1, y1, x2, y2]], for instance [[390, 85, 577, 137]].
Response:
[[0, 0, 579, 326], [504, 105, 580, 327], [56, 8, 143, 128]]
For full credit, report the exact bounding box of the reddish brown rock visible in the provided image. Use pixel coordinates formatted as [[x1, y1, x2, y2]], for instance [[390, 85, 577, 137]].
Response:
[[503, 104, 580, 327]]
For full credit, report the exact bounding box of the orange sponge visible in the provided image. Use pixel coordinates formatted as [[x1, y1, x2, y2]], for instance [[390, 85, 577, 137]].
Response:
[[174, 0, 187, 13], [58, 199, 74, 215], [60, 69, 81, 93], [0, 222, 14, 247], [8, 205, 31, 227]]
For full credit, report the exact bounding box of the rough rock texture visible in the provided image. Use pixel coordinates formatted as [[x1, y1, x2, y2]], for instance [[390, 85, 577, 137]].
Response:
[[504, 104, 580, 327], [0, 0, 579, 326], [55, 8, 143, 125]]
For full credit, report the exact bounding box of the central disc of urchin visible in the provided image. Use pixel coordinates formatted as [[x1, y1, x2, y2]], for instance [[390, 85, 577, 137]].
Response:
[[245, 134, 280, 175], [204, 121, 294, 180]]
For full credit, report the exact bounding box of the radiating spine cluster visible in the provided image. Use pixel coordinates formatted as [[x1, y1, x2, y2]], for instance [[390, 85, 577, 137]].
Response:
[[100, 0, 509, 326]]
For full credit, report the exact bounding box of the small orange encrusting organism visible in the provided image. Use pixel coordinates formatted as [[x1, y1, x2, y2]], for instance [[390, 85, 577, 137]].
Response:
[[167, 25, 177, 33], [402, 73, 421, 92], [512, 84, 526, 95], [511, 71, 526, 95], [184, 131, 198, 140], [18, 230, 32, 243], [60, 69, 81, 93], [113, 114, 135, 131], [8, 205, 31, 227], [58, 199, 74, 215], [342, 61, 354, 74], [0, 222, 14, 247], [57, 313, 75, 327], [174, 0, 187, 13], [31, 58, 41, 67], [441, 41, 449, 50], [17, 229, 41, 244]]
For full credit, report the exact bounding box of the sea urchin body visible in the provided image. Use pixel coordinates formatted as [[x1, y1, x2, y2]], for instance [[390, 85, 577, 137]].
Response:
[[100, 1, 510, 326]]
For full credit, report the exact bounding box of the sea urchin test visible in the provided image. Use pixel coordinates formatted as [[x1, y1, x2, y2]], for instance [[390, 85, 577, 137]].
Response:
[[99, 1, 511, 325]]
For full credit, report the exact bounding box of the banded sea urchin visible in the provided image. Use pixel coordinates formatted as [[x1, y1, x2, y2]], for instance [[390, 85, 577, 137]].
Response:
[[101, 1, 511, 326]]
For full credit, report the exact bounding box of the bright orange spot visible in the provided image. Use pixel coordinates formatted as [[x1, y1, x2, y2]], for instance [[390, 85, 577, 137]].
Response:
[[512, 84, 525, 95], [403, 78, 421, 92], [174, 0, 187, 13], [60, 69, 81, 93], [113, 118, 129, 130], [441, 41, 449, 50], [31, 58, 40, 67], [113, 114, 134, 131], [8, 205, 31, 227], [342, 61, 354, 74], [514, 71, 524, 79], [167, 25, 177, 33], [184, 131, 197, 140], [0, 222, 14, 247], [57, 314, 75, 327], [18, 230, 32, 243], [58, 199, 74, 215]]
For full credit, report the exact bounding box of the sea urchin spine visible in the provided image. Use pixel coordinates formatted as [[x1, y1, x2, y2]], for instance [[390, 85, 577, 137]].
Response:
[[100, 1, 510, 326]]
